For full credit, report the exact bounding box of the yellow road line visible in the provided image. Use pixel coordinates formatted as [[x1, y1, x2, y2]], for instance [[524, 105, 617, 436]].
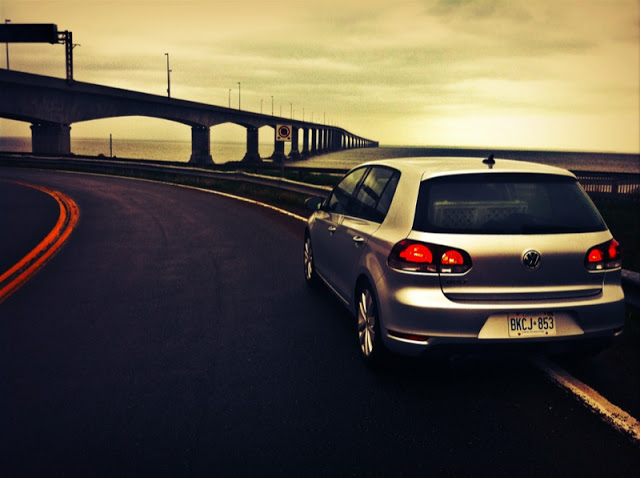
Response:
[[0, 181, 80, 303]]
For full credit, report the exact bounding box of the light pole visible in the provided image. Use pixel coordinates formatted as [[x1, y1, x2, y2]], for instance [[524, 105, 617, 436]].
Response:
[[237, 82, 241, 110], [228, 89, 231, 108], [5, 19, 10, 70], [164, 53, 171, 98], [271, 96, 274, 116]]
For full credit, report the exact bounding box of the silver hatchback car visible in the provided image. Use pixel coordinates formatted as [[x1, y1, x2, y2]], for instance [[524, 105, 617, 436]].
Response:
[[303, 157, 625, 364]]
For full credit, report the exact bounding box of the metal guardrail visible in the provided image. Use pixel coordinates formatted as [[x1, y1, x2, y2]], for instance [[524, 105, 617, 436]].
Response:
[[0, 154, 332, 197], [573, 171, 640, 200], [2, 152, 638, 199]]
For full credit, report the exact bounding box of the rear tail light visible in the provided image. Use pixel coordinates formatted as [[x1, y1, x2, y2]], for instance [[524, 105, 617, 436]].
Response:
[[585, 239, 622, 271], [388, 240, 472, 274]]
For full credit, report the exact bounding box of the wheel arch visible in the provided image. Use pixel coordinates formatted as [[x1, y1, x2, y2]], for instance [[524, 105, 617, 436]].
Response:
[[354, 273, 377, 315]]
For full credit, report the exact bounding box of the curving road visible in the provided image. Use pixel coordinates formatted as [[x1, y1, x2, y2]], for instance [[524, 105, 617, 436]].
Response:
[[1, 168, 638, 476]]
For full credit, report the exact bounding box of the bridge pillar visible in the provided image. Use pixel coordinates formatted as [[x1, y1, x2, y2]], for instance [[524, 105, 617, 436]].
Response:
[[31, 122, 71, 155], [311, 129, 317, 155], [189, 126, 214, 165], [301, 128, 310, 157], [271, 129, 286, 162], [288, 127, 300, 159], [242, 127, 261, 163]]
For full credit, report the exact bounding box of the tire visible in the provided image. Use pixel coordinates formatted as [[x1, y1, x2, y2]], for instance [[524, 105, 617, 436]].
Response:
[[356, 283, 385, 366], [303, 234, 318, 287]]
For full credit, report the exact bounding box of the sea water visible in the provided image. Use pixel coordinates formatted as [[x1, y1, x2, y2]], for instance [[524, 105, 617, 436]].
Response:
[[1, 137, 638, 173]]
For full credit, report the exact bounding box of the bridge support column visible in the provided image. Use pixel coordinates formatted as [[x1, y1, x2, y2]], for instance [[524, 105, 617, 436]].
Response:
[[189, 126, 214, 166], [31, 122, 71, 155], [242, 127, 261, 163], [310, 129, 317, 155], [271, 129, 286, 162], [301, 128, 310, 157], [288, 127, 300, 159]]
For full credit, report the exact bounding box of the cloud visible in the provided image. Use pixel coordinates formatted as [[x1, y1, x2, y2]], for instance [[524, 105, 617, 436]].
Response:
[[2, 0, 638, 152]]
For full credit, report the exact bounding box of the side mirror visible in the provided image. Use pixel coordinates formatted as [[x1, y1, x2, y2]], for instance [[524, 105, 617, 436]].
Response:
[[305, 197, 324, 211]]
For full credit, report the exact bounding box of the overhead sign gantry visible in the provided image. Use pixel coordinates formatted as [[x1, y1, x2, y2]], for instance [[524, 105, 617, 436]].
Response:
[[0, 23, 76, 81]]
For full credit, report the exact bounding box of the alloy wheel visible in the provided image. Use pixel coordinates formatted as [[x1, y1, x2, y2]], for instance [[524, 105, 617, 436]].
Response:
[[357, 287, 377, 359]]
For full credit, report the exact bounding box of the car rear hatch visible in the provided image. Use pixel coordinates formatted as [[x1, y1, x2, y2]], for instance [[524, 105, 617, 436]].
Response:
[[430, 232, 608, 301], [411, 172, 612, 302]]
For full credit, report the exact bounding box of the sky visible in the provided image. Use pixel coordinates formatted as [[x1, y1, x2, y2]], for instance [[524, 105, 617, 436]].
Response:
[[1, 0, 639, 153]]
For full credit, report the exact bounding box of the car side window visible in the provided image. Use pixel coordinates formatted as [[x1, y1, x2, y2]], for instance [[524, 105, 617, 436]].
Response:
[[326, 167, 367, 215], [375, 171, 400, 219], [352, 167, 400, 222]]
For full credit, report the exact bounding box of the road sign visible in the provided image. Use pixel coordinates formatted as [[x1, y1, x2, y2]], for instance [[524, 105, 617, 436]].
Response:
[[0, 24, 59, 43], [276, 124, 292, 142]]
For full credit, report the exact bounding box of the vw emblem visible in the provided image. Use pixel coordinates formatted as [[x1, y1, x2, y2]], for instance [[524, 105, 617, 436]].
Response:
[[522, 250, 542, 270]]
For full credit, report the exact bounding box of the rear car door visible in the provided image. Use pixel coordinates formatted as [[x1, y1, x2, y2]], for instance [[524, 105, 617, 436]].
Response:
[[329, 167, 400, 301], [312, 166, 368, 288]]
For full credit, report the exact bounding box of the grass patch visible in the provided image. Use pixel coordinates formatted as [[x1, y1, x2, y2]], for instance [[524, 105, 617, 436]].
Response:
[[251, 169, 342, 187], [125, 169, 313, 218]]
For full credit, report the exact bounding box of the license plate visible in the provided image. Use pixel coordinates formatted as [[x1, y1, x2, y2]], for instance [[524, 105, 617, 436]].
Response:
[[508, 312, 556, 337]]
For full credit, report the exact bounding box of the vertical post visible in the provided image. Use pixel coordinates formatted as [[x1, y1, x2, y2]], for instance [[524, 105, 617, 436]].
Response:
[[4, 19, 10, 70], [110, 134, 113, 157], [58, 30, 74, 82], [165, 53, 171, 98]]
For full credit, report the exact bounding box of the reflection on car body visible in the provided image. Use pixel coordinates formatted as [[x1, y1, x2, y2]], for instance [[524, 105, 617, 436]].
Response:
[[303, 157, 625, 366]]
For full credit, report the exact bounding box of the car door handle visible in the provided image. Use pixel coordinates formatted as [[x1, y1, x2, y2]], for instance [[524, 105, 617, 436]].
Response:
[[353, 235, 365, 244], [328, 226, 337, 233]]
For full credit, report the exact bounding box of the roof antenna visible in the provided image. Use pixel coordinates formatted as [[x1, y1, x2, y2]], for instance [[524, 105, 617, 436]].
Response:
[[483, 154, 495, 169]]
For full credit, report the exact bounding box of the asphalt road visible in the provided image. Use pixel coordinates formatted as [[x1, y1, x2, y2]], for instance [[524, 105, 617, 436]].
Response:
[[1, 168, 639, 476]]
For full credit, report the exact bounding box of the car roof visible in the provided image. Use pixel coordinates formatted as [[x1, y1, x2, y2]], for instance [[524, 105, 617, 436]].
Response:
[[357, 157, 576, 180]]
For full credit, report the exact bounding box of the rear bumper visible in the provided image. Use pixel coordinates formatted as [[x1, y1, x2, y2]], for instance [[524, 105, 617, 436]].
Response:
[[383, 328, 623, 358], [376, 278, 626, 357]]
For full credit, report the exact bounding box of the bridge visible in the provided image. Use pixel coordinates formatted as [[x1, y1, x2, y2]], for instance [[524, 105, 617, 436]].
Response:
[[0, 69, 378, 165]]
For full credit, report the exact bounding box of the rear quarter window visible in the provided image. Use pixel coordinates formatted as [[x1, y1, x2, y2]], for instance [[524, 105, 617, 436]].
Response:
[[413, 173, 606, 234], [352, 167, 400, 223]]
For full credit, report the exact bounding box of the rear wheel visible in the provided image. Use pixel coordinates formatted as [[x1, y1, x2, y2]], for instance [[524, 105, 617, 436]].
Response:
[[303, 235, 318, 287], [357, 283, 385, 366]]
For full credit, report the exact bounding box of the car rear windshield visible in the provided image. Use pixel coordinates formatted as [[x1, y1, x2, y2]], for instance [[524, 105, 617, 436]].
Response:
[[413, 173, 606, 234]]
